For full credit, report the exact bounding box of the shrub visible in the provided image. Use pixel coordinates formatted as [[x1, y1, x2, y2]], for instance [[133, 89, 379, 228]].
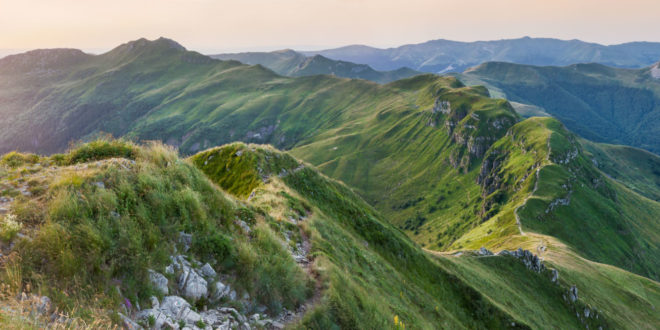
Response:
[[1, 152, 39, 168], [65, 139, 136, 165], [0, 213, 22, 242]]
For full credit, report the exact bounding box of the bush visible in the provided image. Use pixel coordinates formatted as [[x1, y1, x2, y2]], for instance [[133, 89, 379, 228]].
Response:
[[64, 139, 136, 165], [1, 152, 40, 168], [0, 213, 22, 242]]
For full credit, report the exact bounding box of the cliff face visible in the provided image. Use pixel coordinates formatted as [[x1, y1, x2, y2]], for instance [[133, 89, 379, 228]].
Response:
[[429, 92, 518, 172]]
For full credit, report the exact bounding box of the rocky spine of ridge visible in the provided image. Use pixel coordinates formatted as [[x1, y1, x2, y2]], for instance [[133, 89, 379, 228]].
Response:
[[430, 93, 517, 172], [476, 247, 609, 329]]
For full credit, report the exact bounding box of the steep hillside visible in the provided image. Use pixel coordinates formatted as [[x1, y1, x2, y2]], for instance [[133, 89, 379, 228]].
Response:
[[1, 38, 658, 283], [581, 139, 660, 201], [305, 37, 660, 73], [458, 61, 660, 154], [453, 117, 660, 280], [0, 140, 526, 329], [211, 50, 420, 83]]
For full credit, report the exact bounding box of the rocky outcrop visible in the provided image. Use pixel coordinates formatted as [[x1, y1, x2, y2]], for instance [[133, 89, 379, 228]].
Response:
[[497, 248, 545, 273], [432, 99, 451, 114], [477, 247, 494, 256], [148, 269, 169, 295]]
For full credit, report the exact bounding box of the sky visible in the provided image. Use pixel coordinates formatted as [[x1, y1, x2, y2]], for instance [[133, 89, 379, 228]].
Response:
[[1, 0, 659, 54]]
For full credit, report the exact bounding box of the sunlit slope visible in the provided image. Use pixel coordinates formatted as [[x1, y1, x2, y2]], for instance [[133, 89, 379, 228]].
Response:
[[190, 143, 525, 329], [434, 239, 660, 329], [453, 117, 660, 280], [580, 139, 660, 201]]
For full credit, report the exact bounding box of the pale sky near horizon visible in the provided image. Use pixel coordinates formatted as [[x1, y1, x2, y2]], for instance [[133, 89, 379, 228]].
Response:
[[1, 0, 659, 54]]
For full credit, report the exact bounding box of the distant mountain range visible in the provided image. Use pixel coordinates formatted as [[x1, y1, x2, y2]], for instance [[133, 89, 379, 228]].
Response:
[[303, 37, 660, 73], [457, 61, 660, 154], [211, 49, 420, 83]]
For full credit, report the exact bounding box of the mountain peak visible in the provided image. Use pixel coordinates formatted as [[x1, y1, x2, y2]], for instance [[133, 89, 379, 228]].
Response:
[[0, 48, 90, 73], [110, 37, 186, 54]]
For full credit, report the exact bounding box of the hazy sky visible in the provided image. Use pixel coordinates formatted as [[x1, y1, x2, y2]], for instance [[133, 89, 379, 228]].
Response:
[[1, 0, 659, 54]]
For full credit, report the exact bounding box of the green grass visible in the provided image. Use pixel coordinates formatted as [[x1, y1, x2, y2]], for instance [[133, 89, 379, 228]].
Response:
[[0, 141, 310, 321], [192, 143, 526, 329], [434, 249, 660, 329], [581, 139, 660, 201]]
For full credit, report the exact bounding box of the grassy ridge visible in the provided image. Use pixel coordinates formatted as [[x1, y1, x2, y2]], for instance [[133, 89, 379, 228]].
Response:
[[0, 140, 311, 323], [459, 61, 660, 154], [192, 143, 526, 328]]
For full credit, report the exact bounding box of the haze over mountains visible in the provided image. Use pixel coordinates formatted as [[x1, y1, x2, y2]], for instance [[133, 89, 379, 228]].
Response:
[[1, 37, 659, 328], [303, 37, 660, 73], [457, 61, 660, 154], [211, 50, 421, 83]]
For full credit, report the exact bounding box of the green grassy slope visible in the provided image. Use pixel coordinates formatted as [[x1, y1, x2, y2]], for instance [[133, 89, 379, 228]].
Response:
[[435, 249, 660, 329], [2, 38, 658, 283], [0, 140, 532, 328], [453, 117, 660, 280], [459, 61, 660, 154], [0, 140, 312, 325], [194, 143, 618, 329], [211, 50, 421, 83], [581, 139, 660, 201]]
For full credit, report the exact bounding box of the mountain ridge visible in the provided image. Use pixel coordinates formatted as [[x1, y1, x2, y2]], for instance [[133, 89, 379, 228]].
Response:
[[303, 36, 660, 73], [211, 49, 421, 83]]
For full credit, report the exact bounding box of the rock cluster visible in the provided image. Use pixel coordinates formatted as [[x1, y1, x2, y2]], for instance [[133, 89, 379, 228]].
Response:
[[432, 99, 451, 114], [497, 248, 545, 272], [133, 232, 290, 329]]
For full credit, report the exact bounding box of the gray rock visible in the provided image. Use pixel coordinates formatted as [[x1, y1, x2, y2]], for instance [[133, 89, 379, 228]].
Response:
[[178, 267, 208, 301], [551, 269, 559, 283], [271, 321, 285, 329], [148, 269, 169, 295], [119, 312, 141, 330], [135, 309, 172, 329], [219, 307, 247, 324], [200, 263, 216, 278], [150, 296, 159, 309], [93, 181, 105, 189], [229, 289, 237, 301], [569, 285, 578, 302], [211, 281, 230, 302], [478, 247, 493, 256], [237, 220, 251, 233], [37, 296, 51, 315], [161, 296, 191, 319], [179, 232, 193, 252]]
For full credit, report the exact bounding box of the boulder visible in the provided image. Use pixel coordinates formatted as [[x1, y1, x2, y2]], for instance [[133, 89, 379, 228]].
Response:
[[211, 281, 230, 302], [148, 269, 169, 295], [569, 285, 578, 302], [551, 269, 559, 283], [178, 267, 208, 301], [135, 309, 173, 329], [150, 296, 159, 309], [219, 307, 247, 324], [200, 263, 217, 278]]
